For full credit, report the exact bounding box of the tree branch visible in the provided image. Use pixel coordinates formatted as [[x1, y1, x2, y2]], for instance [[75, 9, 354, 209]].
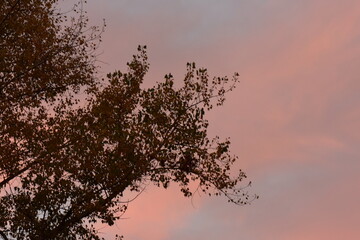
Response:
[[0, 230, 9, 240]]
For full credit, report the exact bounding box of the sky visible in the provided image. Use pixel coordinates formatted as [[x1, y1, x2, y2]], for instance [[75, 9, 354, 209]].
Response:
[[76, 0, 360, 239]]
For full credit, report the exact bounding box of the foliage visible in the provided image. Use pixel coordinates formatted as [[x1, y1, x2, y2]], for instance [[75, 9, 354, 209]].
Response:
[[0, 0, 256, 239]]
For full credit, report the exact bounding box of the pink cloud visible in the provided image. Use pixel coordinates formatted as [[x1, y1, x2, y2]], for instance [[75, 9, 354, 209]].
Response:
[[83, 0, 360, 239]]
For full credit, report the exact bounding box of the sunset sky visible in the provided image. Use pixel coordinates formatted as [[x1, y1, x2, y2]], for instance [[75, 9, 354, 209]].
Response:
[[79, 0, 360, 239]]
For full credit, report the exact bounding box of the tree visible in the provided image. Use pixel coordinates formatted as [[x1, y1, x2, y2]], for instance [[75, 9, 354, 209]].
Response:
[[0, 0, 257, 239]]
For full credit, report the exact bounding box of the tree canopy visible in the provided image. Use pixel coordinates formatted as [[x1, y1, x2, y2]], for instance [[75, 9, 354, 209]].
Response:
[[0, 0, 256, 239]]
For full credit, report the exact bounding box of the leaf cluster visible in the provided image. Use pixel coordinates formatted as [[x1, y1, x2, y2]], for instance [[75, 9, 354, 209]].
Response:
[[0, 1, 257, 239]]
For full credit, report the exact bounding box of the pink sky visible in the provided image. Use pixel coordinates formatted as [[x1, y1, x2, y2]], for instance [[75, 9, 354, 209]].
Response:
[[80, 0, 360, 239]]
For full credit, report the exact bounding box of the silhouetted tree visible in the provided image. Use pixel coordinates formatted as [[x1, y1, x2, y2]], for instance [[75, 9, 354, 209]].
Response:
[[0, 0, 256, 239]]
